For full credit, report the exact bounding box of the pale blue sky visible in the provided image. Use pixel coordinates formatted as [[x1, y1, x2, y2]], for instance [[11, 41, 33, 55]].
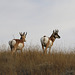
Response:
[[0, 0, 75, 50]]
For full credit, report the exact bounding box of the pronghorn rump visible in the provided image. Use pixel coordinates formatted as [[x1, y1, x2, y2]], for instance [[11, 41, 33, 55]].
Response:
[[40, 36, 53, 48]]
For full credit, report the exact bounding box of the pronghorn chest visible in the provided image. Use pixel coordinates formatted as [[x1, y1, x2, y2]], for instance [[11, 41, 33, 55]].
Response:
[[48, 40, 53, 48], [17, 43, 24, 49]]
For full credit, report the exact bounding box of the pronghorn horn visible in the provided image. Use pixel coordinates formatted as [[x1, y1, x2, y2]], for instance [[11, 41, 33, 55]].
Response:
[[19, 32, 23, 36], [56, 29, 59, 33], [23, 32, 25, 35], [53, 30, 54, 33], [25, 32, 27, 35], [53, 29, 59, 33]]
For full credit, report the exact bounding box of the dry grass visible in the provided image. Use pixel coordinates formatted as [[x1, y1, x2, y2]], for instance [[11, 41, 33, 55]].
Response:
[[0, 46, 75, 75]]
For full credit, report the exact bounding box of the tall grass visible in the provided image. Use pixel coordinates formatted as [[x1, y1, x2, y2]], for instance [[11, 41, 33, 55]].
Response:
[[0, 45, 75, 75]]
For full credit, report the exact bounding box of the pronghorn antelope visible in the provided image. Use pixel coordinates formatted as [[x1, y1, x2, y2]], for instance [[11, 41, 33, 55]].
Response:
[[9, 32, 27, 54], [40, 29, 60, 54]]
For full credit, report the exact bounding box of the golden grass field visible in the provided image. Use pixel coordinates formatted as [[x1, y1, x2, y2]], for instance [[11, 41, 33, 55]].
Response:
[[0, 45, 75, 75]]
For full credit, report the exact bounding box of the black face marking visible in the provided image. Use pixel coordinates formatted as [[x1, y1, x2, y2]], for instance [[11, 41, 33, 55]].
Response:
[[53, 32, 60, 39]]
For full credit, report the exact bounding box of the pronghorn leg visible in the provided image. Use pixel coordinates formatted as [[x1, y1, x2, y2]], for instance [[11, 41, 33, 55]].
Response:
[[11, 48, 16, 55], [15, 50, 17, 56], [11, 48, 13, 55], [42, 44, 44, 53], [49, 47, 51, 54], [21, 49, 23, 54], [44, 46, 48, 54], [44, 41, 49, 54]]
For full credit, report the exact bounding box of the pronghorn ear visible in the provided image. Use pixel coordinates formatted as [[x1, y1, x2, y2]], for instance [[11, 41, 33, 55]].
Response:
[[23, 32, 25, 35]]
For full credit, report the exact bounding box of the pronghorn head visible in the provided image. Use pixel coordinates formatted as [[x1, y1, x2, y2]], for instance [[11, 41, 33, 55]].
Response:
[[19, 32, 27, 42], [53, 29, 60, 39]]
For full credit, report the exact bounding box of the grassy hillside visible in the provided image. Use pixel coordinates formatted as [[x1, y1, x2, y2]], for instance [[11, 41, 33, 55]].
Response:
[[0, 46, 75, 75]]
